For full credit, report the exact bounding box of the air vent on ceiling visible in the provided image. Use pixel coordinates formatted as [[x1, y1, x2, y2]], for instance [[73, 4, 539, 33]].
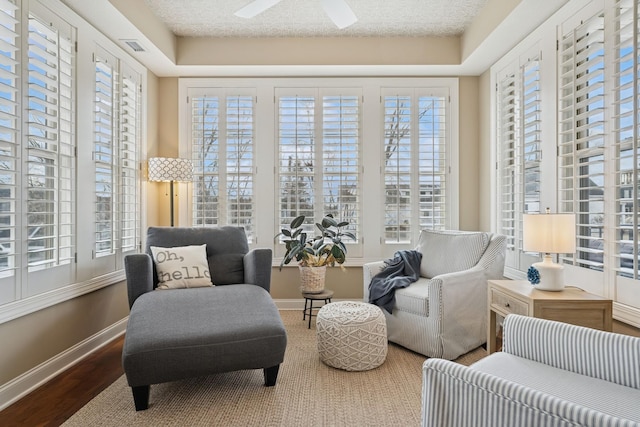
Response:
[[121, 39, 146, 53]]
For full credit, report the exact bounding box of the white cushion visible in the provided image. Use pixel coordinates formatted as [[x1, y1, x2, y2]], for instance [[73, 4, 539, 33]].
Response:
[[394, 278, 431, 316], [416, 230, 490, 278], [150, 244, 213, 289], [471, 352, 640, 423]]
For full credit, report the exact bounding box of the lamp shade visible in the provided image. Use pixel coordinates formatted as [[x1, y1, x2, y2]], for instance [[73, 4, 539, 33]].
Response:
[[148, 157, 193, 182], [523, 213, 576, 254]]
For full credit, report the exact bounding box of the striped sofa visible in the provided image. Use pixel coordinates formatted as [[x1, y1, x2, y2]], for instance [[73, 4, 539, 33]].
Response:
[[422, 314, 640, 427], [363, 230, 507, 359]]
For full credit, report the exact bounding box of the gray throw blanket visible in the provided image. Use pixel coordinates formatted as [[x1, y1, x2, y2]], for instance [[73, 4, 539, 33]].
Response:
[[368, 250, 422, 314]]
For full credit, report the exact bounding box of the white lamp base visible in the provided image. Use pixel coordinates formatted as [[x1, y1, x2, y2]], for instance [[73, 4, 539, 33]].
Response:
[[532, 255, 565, 291]]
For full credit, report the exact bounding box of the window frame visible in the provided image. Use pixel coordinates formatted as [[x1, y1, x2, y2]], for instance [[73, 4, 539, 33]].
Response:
[[178, 77, 459, 264], [0, 0, 147, 324]]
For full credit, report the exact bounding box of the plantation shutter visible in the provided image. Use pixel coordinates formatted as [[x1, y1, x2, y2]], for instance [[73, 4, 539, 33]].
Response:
[[26, 12, 75, 274], [0, 0, 18, 284], [382, 89, 449, 244], [190, 90, 255, 241], [497, 68, 519, 263], [382, 93, 412, 243], [192, 95, 220, 227], [496, 54, 542, 274], [558, 12, 605, 270], [521, 55, 542, 222], [93, 50, 117, 257], [225, 94, 254, 241], [321, 91, 360, 245], [277, 90, 317, 235], [120, 65, 141, 253], [417, 94, 447, 230]]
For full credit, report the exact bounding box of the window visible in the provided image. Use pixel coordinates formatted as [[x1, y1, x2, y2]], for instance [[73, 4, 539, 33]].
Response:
[[382, 89, 449, 243], [496, 53, 542, 274], [0, 0, 19, 279], [0, 0, 145, 321], [276, 88, 360, 244], [180, 78, 458, 260], [93, 48, 141, 258], [188, 89, 256, 242], [558, 12, 605, 271], [492, 0, 640, 321], [94, 50, 116, 256], [612, 0, 640, 311], [27, 11, 75, 272]]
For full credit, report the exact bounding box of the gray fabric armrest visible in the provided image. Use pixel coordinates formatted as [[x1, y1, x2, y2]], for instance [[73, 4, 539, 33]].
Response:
[[244, 248, 272, 292], [124, 254, 154, 309]]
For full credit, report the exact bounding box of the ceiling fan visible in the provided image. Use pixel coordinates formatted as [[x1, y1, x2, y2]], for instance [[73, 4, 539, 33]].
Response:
[[234, 0, 358, 30]]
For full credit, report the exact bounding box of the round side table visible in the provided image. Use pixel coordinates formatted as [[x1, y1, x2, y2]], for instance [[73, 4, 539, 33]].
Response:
[[302, 289, 333, 329]]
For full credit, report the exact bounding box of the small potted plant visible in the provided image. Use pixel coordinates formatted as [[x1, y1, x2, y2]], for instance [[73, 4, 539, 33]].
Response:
[[275, 214, 355, 293]]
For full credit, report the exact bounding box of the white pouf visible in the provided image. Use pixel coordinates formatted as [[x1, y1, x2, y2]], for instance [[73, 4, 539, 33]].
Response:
[[316, 301, 387, 371]]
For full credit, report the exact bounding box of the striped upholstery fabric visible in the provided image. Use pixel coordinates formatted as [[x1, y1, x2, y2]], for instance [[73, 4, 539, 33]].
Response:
[[363, 233, 507, 360], [416, 230, 490, 279], [503, 315, 640, 389], [421, 315, 640, 427], [422, 359, 639, 427]]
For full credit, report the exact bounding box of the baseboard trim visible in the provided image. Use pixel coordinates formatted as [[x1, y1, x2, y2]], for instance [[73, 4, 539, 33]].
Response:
[[0, 317, 128, 411], [614, 302, 640, 329]]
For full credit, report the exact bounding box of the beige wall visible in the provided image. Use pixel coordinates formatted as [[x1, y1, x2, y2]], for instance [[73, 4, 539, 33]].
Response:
[[147, 77, 180, 227], [178, 36, 461, 66], [458, 76, 481, 231], [0, 281, 129, 385], [478, 69, 493, 232]]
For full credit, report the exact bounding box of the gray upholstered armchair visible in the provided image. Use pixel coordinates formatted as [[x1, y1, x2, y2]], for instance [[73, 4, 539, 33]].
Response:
[[363, 229, 506, 360], [122, 226, 287, 410]]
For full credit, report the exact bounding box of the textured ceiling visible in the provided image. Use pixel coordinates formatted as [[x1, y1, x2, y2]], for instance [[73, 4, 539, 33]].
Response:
[[144, 0, 488, 38]]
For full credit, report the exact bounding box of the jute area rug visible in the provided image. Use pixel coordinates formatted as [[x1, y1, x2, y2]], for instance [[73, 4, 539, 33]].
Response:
[[63, 310, 486, 427]]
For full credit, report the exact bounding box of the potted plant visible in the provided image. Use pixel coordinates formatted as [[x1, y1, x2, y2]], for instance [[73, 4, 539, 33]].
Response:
[[275, 214, 355, 293]]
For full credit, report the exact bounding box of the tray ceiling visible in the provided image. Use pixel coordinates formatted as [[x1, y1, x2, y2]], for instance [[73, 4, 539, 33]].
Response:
[[144, 0, 488, 38]]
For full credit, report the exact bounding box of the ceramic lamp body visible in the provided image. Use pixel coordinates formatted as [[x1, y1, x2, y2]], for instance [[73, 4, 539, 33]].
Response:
[[532, 255, 565, 291]]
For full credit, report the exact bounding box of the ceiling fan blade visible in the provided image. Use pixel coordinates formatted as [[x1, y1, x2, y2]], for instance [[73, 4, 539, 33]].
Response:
[[321, 0, 357, 29], [234, 0, 283, 19]]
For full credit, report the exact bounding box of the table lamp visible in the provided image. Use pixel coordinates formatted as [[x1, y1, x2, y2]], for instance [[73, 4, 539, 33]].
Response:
[[147, 157, 193, 226], [522, 209, 576, 291]]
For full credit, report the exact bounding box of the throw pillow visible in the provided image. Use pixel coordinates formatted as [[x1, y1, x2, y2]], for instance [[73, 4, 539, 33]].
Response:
[[150, 244, 213, 289], [416, 230, 490, 278]]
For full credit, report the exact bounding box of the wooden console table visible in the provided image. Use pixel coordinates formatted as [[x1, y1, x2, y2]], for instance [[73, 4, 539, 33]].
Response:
[[487, 280, 612, 354]]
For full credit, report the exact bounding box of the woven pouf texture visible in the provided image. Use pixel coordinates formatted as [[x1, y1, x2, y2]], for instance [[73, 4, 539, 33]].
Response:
[[316, 301, 387, 371]]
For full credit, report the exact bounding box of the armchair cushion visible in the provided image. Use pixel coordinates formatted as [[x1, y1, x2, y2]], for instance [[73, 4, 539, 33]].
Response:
[[416, 229, 490, 278], [209, 253, 245, 285], [150, 244, 213, 289]]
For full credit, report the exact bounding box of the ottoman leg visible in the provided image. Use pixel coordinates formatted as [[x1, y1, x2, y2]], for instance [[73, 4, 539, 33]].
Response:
[[264, 365, 280, 386], [132, 385, 150, 411]]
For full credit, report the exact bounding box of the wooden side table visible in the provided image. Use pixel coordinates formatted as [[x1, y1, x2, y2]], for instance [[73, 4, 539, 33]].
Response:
[[302, 289, 333, 329], [487, 280, 612, 354]]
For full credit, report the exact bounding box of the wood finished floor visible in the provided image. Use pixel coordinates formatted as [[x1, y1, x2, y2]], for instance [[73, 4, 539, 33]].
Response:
[[0, 336, 124, 427], [1, 320, 639, 426]]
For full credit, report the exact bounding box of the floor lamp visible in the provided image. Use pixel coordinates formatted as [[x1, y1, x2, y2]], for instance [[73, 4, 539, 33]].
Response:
[[147, 157, 193, 226]]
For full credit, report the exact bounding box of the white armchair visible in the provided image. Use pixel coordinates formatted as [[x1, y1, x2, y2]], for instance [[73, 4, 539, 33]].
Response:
[[363, 230, 506, 360], [422, 314, 640, 426]]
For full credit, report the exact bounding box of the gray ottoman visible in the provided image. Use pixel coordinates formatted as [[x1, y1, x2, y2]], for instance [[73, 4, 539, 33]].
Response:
[[122, 285, 287, 410], [316, 301, 387, 371]]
